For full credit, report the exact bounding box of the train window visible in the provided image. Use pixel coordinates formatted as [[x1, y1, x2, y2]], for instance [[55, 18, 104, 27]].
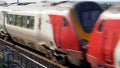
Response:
[[7, 14, 11, 24], [63, 18, 68, 27], [22, 16, 27, 28], [28, 16, 34, 29], [98, 20, 105, 32], [11, 15, 16, 25], [16, 15, 22, 27]]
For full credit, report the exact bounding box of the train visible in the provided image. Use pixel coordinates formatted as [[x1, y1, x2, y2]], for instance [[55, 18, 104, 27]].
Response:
[[87, 4, 120, 68], [0, 1, 119, 68]]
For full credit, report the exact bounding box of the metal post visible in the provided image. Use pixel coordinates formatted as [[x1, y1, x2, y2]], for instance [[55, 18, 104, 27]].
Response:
[[3, 51, 13, 68], [20, 55, 22, 67]]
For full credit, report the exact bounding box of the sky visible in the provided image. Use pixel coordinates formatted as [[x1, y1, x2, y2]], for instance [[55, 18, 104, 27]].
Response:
[[1, 0, 120, 3]]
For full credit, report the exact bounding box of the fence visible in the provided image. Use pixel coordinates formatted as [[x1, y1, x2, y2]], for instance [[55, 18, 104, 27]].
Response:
[[0, 44, 47, 68]]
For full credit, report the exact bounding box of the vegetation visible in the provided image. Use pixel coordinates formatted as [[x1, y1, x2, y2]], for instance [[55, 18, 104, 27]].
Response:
[[0, 63, 8, 68]]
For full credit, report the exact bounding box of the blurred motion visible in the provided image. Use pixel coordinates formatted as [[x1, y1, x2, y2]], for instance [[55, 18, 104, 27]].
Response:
[[0, 1, 119, 68]]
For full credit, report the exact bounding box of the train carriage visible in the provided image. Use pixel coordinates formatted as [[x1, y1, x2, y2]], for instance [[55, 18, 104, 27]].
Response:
[[0, 1, 103, 67], [87, 3, 120, 68]]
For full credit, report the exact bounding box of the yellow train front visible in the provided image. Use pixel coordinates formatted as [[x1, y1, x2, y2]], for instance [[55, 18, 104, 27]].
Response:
[[67, 1, 103, 67]]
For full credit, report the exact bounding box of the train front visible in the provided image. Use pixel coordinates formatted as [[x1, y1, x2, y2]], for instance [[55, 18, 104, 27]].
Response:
[[49, 1, 103, 67], [68, 1, 103, 66], [87, 4, 120, 68]]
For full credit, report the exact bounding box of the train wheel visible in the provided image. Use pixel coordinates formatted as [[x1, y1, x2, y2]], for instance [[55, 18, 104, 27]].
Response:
[[43, 46, 67, 65], [0, 34, 4, 39], [4, 36, 8, 41], [56, 54, 67, 65], [4, 34, 10, 41], [45, 49, 58, 62]]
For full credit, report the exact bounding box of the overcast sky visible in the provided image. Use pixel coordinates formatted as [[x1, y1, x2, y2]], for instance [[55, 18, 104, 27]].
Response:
[[1, 0, 120, 3]]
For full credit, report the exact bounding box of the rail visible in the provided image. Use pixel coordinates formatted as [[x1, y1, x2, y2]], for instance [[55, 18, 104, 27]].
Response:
[[0, 39, 66, 68]]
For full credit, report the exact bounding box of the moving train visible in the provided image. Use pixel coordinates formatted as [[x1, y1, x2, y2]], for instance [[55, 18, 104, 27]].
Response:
[[0, 1, 119, 68], [87, 4, 120, 68]]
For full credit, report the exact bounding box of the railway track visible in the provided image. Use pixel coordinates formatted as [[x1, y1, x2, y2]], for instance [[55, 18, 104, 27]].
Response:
[[0, 38, 66, 68]]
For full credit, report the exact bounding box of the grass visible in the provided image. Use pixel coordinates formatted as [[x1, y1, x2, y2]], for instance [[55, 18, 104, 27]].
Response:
[[0, 63, 8, 68]]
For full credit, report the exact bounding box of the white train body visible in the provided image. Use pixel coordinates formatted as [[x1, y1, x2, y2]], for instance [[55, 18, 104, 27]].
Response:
[[0, 2, 61, 51], [0, 1, 81, 50]]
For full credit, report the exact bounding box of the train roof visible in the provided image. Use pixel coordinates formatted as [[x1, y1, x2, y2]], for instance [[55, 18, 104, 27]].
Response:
[[101, 3, 120, 19], [0, 1, 79, 15], [0, 1, 104, 16]]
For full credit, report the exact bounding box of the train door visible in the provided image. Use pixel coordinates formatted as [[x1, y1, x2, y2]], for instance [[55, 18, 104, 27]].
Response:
[[37, 14, 55, 48], [49, 15, 63, 48], [49, 14, 80, 51], [87, 20, 120, 68]]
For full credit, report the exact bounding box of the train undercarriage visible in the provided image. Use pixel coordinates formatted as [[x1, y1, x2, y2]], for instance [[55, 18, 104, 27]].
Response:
[[0, 29, 93, 68]]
